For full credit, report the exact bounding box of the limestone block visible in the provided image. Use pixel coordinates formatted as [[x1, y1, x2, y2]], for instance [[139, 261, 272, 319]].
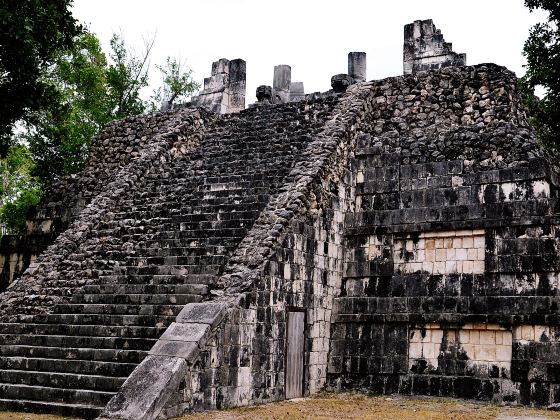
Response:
[[290, 82, 305, 102], [150, 340, 199, 363], [403, 19, 466, 74], [256, 85, 273, 103], [348, 52, 366, 83], [331, 74, 353, 93], [100, 355, 187, 420], [159, 322, 209, 344], [273, 65, 291, 103], [176, 302, 227, 328]]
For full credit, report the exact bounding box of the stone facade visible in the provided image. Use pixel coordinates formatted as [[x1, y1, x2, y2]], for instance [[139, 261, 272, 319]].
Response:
[[404, 19, 466, 74], [0, 19, 559, 420], [192, 58, 246, 113]]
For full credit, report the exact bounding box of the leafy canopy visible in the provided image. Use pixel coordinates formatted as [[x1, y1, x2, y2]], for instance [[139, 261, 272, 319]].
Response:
[[0, 145, 41, 233], [521, 0, 560, 148], [0, 0, 81, 156], [152, 57, 200, 111], [1, 28, 202, 233]]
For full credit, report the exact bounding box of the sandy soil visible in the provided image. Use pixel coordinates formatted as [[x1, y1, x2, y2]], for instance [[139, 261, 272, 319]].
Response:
[[0, 414, 76, 420], [175, 393, 560, 420], [2, 394, 560, 420]]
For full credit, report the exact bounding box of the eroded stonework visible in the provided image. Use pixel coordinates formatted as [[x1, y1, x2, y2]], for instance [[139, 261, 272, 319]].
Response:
[[0, 19, 558, 420]]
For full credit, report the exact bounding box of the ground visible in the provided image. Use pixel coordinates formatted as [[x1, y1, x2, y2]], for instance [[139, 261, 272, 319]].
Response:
[[2, 394, 560, 420], [179, 394, 560, 420]]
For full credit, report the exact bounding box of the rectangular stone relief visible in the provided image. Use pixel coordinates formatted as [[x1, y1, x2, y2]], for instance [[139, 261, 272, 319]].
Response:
[[395, 230, 485, 275], [409, 323, 512, 378]]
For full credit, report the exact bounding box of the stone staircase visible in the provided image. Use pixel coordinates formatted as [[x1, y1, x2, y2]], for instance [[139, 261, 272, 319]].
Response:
[[0, 99, 337, 418]]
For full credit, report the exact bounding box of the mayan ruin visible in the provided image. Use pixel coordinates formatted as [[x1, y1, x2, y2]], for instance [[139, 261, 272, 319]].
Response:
[[0, 16, 558, 419]]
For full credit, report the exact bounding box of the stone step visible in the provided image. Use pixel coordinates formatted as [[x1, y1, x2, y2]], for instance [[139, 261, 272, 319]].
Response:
[[79, 283, 208, 295], [0, 382, 114, 407], [0, 323, 167, 339], [53, 303, 184, 316], [143, 245, 228, 257], [0, 345, 147, 364], [70, 293, 202, 305], [0, 356, 138, 377], [0, 334, 156, 350], [0, 369, 126, 392], [41, 313, 176, 327], [171, 211, 260, 223], [118, 257, 228, 269], [97, 273, 217, 285], [0, 398, 102, 420], [109, 264, 221, 276]]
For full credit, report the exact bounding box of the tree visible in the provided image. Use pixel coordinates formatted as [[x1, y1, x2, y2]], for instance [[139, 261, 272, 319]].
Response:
[[2, 28, 201, 231], [21, 31, 156, 183], [21, 30, 112, 182], [0, 145, 41, 233], [152, 57, 200, 111], [106, 34, 153, 118], [0, 0, 81, 156], [521, 0, 560, 148]]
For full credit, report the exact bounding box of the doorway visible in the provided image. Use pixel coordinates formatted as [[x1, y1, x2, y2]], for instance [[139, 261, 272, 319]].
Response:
[[285, 310, 305, 399]]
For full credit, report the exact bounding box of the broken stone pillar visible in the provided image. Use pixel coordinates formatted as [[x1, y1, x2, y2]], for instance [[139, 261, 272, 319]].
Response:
[[192, 58, 246, 113], [228, 59, 246, 113], [403, 19, 466, 75], [289, 82, 305, 102], [273, 65, 291, 104], [331, 74, 353, 93], [348, 52, 366, 83], [256, 85, 273, 104]]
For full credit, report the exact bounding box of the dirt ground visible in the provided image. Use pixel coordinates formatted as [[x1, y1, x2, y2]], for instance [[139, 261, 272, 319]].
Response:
[[0, 414, 71, 420], [176, 393, 560, 420], [2, 394, 560, 420]]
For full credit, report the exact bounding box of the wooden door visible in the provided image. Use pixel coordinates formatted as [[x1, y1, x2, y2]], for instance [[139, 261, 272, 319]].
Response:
[[285, 311, 305, 399]]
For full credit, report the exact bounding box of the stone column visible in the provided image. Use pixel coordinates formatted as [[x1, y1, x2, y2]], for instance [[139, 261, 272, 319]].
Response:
[[256, 85, 272, 104], [273, 65, 291, 104], [289, 82, 305, 102], [228, 59, 246, 113], [348, 52, 366, 83], [192, 58, 246, 114], [403, 19, 466, 74]]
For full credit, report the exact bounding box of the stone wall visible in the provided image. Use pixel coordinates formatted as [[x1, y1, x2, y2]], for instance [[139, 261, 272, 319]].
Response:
[[192, 58, 246, 113], [327, 63, 560, 406], [0, 108, 204, 293], [100, 78, 374, 420], [0, 108, 214, 321], [404, 19, 466, 74], [3, 23, 560, 417]]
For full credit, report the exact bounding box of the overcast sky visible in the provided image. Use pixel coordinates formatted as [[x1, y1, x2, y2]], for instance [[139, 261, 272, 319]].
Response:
[[72, 0, 547, 106]]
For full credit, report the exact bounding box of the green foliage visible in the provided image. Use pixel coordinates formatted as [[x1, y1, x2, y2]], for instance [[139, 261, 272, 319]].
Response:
[[20, 31, 157, 184], [106, 34, 153, 118], [0, 189, 41, 233], [0, 0, 81, 156], [522, 0, 560, 148], [0, 145, 41, 233], [1, 23, 200, 231], [151, 57, 200, 111], [21, 30, 111, 182]]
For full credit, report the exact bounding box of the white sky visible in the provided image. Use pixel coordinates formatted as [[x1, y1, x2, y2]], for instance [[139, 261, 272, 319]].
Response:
[[72, 0, 547, 106]]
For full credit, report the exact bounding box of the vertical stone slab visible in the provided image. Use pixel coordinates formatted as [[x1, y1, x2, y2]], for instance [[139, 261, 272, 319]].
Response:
[[403, 19, 466, 74], [348, 52, 366, 83], [228, 59, 246, 113], [289, 82, 305, 102], [285, 311, 305, 399], [273, 65, 291, 104], [192, 57, 246, 114]]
